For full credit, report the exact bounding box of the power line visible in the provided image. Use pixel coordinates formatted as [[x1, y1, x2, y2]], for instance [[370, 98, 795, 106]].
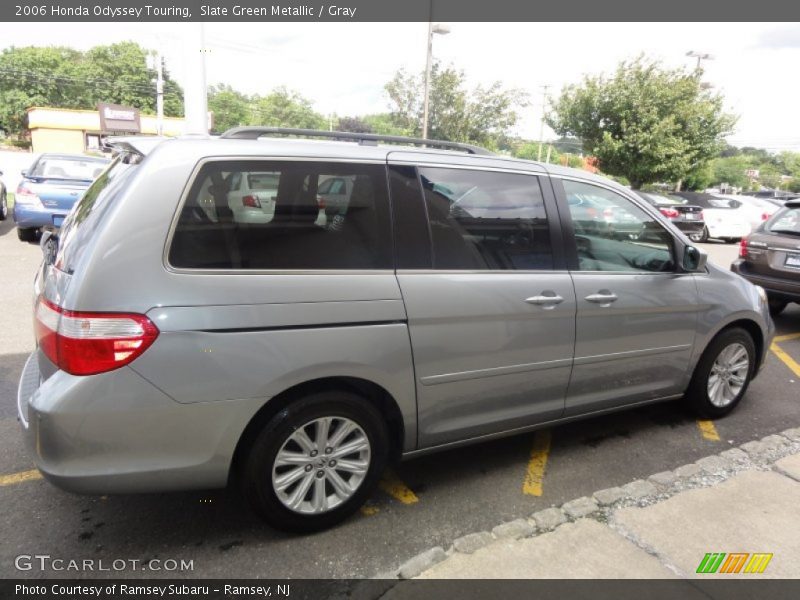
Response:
[[0, 66, 160, 94]]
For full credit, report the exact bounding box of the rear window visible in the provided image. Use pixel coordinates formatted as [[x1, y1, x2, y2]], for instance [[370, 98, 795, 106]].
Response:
[[766, 207, 800, 235], [168, 161, 392, 270], [55, 156, 136, 273], [31, 156, 108, 180]]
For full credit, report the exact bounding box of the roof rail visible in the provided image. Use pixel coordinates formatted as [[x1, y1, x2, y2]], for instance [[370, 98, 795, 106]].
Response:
[[218, 126, 494, 156]]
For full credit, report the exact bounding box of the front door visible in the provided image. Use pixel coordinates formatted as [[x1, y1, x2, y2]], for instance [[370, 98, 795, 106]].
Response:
[[388, 162, 577, 448], [557, 178, 699, 415]]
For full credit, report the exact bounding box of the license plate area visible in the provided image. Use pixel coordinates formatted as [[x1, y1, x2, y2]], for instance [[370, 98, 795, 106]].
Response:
[[785, 253, 800, 268]]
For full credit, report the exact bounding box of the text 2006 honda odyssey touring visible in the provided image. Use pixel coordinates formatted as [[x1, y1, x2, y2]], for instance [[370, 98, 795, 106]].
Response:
[[18, 129, 774, 532]]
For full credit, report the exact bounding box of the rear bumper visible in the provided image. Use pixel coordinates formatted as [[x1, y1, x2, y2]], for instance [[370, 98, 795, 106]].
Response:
[[731, 260, 800, 302], [17, 351, 264, 495], [12, 204, 67, 229]]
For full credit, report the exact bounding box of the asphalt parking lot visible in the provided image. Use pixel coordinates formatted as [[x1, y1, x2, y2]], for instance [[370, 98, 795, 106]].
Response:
[[1, 218, 798, 579]]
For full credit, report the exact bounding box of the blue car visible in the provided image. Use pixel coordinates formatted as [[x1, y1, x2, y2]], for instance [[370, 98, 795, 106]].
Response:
[[13, 153, 109, 242]]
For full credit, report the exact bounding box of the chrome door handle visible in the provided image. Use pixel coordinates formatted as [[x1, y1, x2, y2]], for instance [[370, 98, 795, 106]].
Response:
[[585, 292, 618, 305], [525, 294, 565, 308]]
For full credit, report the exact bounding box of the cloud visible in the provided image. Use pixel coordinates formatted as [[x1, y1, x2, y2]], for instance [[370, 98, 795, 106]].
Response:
[[754, 25, 800, 49]]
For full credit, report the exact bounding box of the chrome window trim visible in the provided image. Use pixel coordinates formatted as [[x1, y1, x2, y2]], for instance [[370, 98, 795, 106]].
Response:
[[163, 156, 389, 275]]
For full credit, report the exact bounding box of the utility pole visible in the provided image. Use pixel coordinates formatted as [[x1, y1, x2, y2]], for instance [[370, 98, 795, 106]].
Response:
[[184, 22, 209, 135], [155, 50, 164, 136], [537, 85, 550, 161]]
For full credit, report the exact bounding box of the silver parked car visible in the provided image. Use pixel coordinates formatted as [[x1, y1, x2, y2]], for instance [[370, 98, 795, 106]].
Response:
[[18, 129, 774, 532]]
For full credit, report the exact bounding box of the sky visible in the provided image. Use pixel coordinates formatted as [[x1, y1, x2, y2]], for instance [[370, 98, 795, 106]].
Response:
[[3, 22, 800, 150]]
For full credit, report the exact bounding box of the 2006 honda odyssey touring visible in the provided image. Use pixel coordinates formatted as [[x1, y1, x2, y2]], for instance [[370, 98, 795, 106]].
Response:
[[18, 128, 774, 532]]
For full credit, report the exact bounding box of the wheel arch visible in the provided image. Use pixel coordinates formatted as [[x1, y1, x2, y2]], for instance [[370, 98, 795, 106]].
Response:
[[228, 376, 405, 485]]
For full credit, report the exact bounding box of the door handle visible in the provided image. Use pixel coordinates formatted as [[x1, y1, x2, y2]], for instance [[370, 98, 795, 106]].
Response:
[[525, 293, 565, 308], [585, 291, 618, 305]]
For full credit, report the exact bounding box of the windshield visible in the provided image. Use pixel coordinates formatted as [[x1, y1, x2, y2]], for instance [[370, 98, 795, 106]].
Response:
[[30, 156, 108, 181], [766, 207, 800, 236]]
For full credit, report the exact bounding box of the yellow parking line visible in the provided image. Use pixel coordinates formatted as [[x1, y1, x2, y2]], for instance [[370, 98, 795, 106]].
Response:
[[378, 468, 419, 505], [360, 505, 380, 517], [0, 469, 42, 486], [773, 332, 800, 343], [771, 342, 800, 378], [697, 420, 721, 441], [523, 430, 552, 497]]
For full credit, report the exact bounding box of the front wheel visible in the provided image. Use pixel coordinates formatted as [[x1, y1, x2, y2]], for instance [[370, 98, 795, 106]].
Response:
[[684, 328, 755, 419], [241, 391, 389, 533]]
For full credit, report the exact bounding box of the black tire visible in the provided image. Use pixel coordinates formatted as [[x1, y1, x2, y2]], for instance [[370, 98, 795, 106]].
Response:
[[0, 192, 7, 221], [17, 227, 36, 242], [723, 237, 739, 245], [684, 327, 756, 419], [241, 390, 389, 533], [768, 298, 788, 317]]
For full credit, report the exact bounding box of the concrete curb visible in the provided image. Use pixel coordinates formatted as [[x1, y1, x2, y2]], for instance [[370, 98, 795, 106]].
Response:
[[392, 427, 800, 579]]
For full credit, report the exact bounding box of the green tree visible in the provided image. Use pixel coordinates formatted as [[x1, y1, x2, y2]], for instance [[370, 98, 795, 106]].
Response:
[[208, 84, 251, 133], [384, 62, 527, 148], [362, 113, 414, 137], [710, 156, 749, 189], [336, 116, 372, 133], [0, 42, 183, 137], [248, 87, 326, 130], [547, 56, 737, 189]]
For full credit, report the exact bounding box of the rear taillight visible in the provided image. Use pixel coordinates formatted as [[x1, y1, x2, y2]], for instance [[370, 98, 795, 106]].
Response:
[[761, 212, 770, 221], [699, 211, 705, 221], [242, 195, 261, 208], [739, 237, 748, 259], [659, 208, 680, 219], [317, 195, 326, 209], [14, 183, 43, 207], [34, 297, 159, 376]]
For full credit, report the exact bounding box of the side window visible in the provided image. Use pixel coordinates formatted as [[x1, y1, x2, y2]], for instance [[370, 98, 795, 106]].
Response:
[[169, 161, 392, 270], [562, 180, 675, 272], [418, 167, 554, 271]]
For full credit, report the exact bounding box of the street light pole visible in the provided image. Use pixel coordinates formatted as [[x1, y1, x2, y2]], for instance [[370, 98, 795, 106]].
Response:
[[686, 50, 714, 72], [422, 22, 450, 140], [155, 51, 164, 136]]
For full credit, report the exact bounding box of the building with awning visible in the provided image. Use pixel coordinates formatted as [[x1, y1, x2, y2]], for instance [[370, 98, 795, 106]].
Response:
[[27, 104, 187, 154]]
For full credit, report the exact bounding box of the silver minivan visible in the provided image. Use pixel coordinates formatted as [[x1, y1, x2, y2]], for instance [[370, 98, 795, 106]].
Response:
[[18, 129, 774, 532]]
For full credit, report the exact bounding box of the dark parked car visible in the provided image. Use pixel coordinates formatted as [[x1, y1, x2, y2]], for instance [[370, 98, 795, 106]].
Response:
[[12, 153, 109, 242], [732, 199, 800, 315], [0, 169, 7, 221], [634, 191, 706, 242]]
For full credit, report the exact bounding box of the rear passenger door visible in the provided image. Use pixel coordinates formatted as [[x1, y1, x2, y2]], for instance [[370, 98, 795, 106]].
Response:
[[388, 158, 576, 448]]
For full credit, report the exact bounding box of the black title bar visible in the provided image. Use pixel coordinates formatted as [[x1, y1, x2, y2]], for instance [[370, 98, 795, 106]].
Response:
[[3, 0, 800, 22]]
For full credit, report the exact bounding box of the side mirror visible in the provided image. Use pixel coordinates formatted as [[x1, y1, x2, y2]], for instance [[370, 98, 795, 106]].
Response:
[[683, 245, 708, 272], [0, 170, 4, 176], [20, 169, 27, 177]]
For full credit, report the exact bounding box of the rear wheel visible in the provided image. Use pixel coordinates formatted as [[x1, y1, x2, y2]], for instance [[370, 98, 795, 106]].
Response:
[[17, 227, 36, 242], [241, 391, 388, 533], [768, 298, 788, 317], [0, 192, 7, 220], [684, 328, 755, 419]]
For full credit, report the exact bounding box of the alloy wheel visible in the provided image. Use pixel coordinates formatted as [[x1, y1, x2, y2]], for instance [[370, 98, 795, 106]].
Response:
[[271, 416, 371, 515], [707, 342, 750, 407]]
